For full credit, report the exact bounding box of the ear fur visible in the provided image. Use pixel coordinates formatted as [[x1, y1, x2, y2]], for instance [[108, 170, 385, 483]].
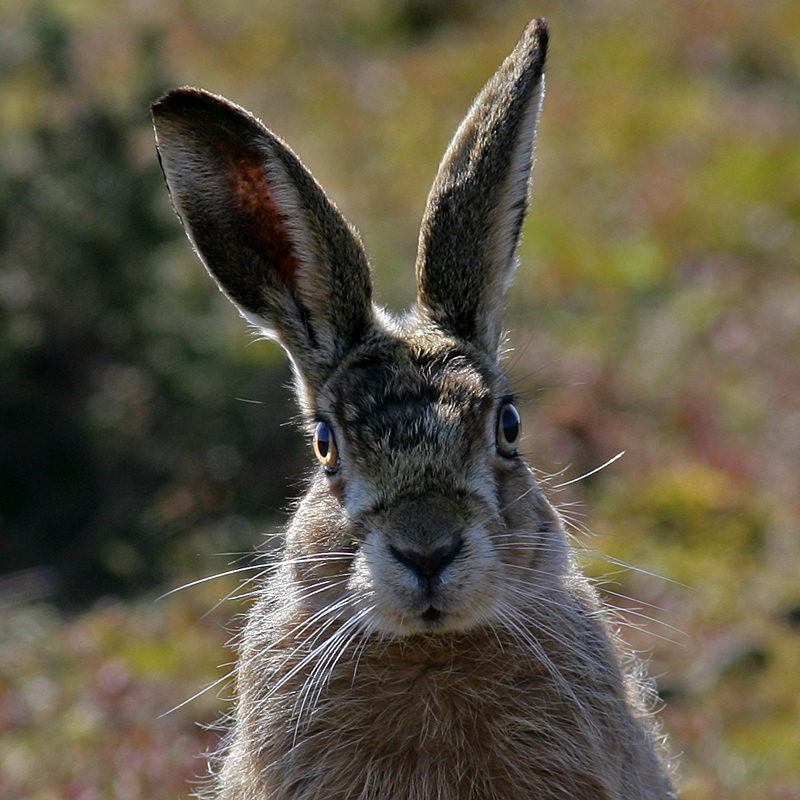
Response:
[[415, 19, 548, 355], [151, 89, 373, 397]]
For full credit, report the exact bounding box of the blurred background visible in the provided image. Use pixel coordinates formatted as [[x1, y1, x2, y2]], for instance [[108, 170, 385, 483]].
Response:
[[0, 0, 798, 798]]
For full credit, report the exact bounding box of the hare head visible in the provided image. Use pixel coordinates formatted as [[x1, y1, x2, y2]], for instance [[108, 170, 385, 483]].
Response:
[[153, 19, 563, 639]]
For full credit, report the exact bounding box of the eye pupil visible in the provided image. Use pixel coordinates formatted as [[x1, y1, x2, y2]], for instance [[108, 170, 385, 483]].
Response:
[[313, 421, 339, 471], [501, 406, 519, 442], [496, 402, 521, 456]]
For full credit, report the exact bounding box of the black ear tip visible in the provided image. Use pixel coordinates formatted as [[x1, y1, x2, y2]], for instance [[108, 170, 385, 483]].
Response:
[[152, 87, 219, 119], [534, 16, 550, 37], [524, 17, 549, 62], [151, 88, 265, 148]]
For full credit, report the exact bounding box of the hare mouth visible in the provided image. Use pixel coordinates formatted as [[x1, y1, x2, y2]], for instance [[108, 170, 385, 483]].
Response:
[[419, 606, 444, 625]]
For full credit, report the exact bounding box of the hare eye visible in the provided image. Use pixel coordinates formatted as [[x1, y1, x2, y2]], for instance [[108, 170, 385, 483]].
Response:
[[313, 421, 339, 472], [496, 402, 521, 456]]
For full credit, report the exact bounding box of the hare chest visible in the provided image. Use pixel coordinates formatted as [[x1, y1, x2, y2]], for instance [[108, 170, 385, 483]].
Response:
[[222, 633, 649, 800]]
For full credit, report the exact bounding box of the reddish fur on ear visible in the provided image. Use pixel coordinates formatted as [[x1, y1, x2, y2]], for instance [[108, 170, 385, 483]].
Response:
[[153, 89, 303, 311], [226, 142, 300, 288]]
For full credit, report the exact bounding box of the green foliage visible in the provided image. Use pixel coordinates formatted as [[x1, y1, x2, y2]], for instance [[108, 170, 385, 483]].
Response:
[[0, 588, 234, 800], [0, 4, 305, 603]]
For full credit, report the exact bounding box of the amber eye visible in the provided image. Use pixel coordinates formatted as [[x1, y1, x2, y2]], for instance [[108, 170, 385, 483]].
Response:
[[312, 421, 339, 472], [496, 402, 521, 456]]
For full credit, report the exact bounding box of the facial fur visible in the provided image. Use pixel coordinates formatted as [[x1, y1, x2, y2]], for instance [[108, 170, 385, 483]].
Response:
[[280, 317, 567, 639]]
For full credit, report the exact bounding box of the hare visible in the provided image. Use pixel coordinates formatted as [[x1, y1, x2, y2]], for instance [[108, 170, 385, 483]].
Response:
[[153, 18, 675, 800]]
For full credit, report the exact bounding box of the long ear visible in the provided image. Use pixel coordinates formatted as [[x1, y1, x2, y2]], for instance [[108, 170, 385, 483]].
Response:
[[415, 18, 548, 355], [152, 89, 373, 398]]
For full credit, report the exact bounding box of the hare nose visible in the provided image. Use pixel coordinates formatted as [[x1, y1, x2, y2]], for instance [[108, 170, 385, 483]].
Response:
[[389, 538, 464, 580]]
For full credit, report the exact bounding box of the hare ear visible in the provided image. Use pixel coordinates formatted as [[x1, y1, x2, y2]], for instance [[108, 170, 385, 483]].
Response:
[[152, 89, 373, 395], [415, 19, 548, 355]]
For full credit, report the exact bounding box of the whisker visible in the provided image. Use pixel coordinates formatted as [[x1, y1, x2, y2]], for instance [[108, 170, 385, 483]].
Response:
[[157, 566, 262, 601], [265, 614, 354, 703], [494, 602, 601, 739], [158, 663, 236, 719], [199, 568, 273, 620], [553, 452, 625, 489], [292, 607, 374, 741], [266, 592, 355, 656], [596, 594, 687, 645], [581, 549, 689, 589], [499, 485, 537, 514]]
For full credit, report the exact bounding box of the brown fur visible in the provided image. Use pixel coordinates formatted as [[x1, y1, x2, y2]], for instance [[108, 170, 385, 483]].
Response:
[[153, 18, 676, 800], [221, 581, 662, 800]]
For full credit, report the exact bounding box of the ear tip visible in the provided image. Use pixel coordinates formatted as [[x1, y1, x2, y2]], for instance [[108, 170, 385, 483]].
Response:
[[531, 16, 550, 36], [151, 87, 222, 120], [525, 16, 550, 39], [152, 88, 267, 151], [520, 17, 550, 66]]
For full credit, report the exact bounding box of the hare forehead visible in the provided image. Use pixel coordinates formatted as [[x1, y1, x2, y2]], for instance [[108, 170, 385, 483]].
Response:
[[328, 337, 499, 430]]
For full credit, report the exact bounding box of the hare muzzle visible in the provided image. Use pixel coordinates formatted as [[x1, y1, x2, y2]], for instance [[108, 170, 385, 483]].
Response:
[[352, 492, 501, 635]]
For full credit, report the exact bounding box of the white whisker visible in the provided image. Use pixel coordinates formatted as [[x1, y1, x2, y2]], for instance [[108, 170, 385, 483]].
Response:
[[157, 566, 261, 601], [158, 664, 236, 719], [553, 451, 626, 488]]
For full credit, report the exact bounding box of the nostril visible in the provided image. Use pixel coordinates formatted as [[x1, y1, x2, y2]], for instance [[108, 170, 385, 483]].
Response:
[[389, 538, 464, 580]]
